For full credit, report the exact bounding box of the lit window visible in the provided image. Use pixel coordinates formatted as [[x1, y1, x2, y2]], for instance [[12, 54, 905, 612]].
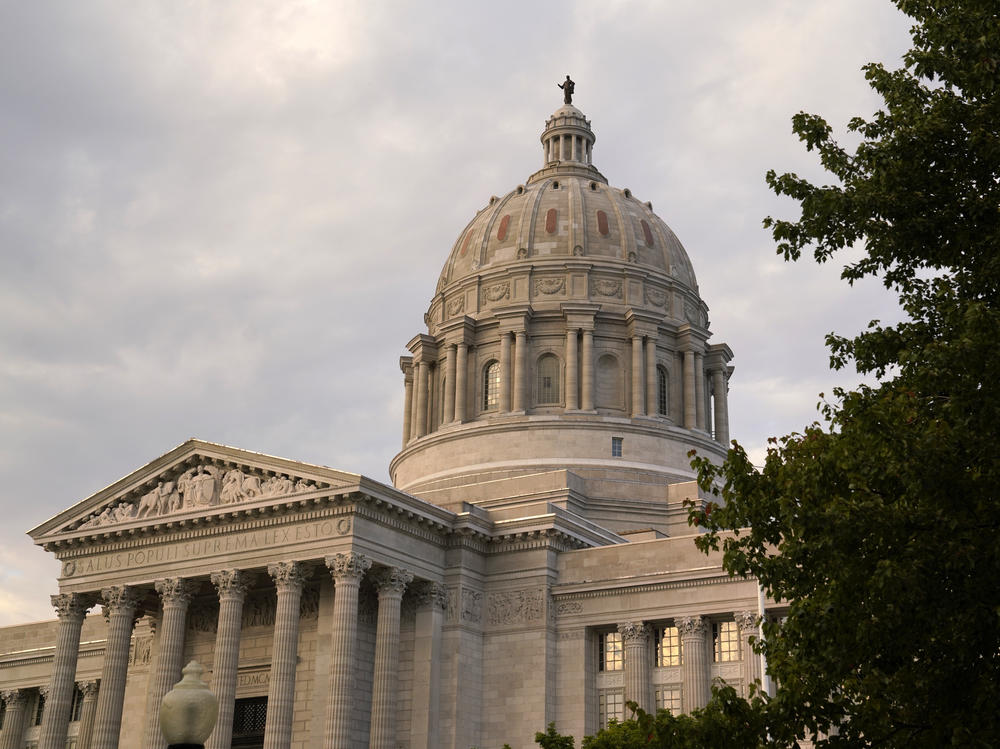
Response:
[[483, 361, 500, 410], [611, 437, 623, 457], [713, 621, 740, 662], [598, 689, 625, 727], [599, 631, 624, 671], [655, 625, 681, 667], [657, 366, 668, 416], [536, 354, 560, 404], [654, 687, 682, 716]]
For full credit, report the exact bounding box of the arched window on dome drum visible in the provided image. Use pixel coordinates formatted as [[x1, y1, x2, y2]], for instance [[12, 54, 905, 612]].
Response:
[[596, 354, 623, 410], [657, 365, 669, 416], [536, 354, 560, 405], [483, 360, 500, 411]]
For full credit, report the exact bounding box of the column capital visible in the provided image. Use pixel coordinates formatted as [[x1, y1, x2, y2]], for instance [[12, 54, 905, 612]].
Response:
[[38, 685, 50, 699], [100, 585, 138, 615], [51, 593, 91, 622], [412, 581, 448, 611], [677, 615, 707, 638], [325, 552, 372, 581], [210, 569, 249, 600], [154, 578, 194, 607], [1, 688, 27, 708], [267, 561, 307, 592], [77, 681, 100, 699], [371, 567, 413, 596], [617, 621, 651, 645], [735, 611, 759, 633]]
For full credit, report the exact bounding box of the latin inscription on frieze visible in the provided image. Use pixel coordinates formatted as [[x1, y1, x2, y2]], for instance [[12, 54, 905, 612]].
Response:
[[61, 518, 350, 578]]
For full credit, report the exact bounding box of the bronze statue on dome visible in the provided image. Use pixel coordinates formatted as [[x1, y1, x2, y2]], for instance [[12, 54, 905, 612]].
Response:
[[558, 75, 575, 105]]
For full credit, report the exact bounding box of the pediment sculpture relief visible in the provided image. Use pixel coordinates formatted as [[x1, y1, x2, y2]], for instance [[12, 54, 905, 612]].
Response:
[[74, 462, 326, 531]]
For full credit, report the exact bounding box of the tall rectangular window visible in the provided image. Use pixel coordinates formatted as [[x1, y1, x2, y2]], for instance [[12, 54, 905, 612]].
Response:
[[483, 361, 500, 410], [232, 696, 267, 748], [599, 631, 624, 671], [598, 689, 625, 727], [654, 687, 682, 716], [713, 621, 740, 662], [655, 625, 681, 667], [70, 685, 84, 722], [611, 436, 623, 457], [33, 691, 45, 726]]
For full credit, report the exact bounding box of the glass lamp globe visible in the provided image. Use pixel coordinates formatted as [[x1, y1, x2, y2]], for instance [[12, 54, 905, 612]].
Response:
[[159, 660, 219, 747]]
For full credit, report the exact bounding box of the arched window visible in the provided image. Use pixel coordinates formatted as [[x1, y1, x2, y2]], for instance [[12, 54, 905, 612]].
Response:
[[596, 354, 623, 410], [536, 354, 561, 404], [657, 366, 669, 416], [483, 360, 500, 411]]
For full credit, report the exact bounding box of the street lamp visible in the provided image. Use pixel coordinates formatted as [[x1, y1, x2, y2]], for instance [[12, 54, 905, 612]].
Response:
[[160, 661, 219, 749]]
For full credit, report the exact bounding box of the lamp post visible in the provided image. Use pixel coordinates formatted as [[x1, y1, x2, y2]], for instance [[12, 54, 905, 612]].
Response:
[[159, 661, 219, 749]]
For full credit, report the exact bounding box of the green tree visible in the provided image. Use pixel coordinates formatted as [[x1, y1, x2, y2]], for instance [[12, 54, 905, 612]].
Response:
[[689, 0, 1000, 746]]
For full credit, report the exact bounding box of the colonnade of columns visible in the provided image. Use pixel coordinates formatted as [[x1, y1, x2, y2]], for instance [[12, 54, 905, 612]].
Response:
[[545, 133, 593, 165], [25, 557, 445, 749], [613, 611, 762, 717]]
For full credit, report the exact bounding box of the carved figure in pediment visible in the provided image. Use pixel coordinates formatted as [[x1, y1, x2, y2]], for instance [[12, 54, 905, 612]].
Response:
[[262, 475, 295, 497], [179, 465, 221, 508], [295, 479, 313, 493], [112, 503, 136, 523], [136, 480, 179, 518], [220, 470, 244, 504]]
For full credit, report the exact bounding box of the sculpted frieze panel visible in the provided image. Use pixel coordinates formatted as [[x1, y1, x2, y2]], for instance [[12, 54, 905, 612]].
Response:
[[486, 588, 544, 626], [73, 461, 329, 531]]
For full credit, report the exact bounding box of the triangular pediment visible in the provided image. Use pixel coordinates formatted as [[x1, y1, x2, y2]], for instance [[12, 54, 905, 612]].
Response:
[[30, 439, 361, 542]]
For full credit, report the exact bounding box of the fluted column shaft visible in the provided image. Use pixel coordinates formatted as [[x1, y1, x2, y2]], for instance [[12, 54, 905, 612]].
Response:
[[736, 612, 762, 696], [618, 622, 651, 712], [695, 353, 706, 430], [410, 583, 447, 749], [683, 351, 696, 429], [512, 330, 527, 411], [39, 593, 90, 749], [91, 586, 138, 749], [645, 337, 658, 416], [712, 369, 729, 445], [207, 570, 249, 749], [581, 329, 595, 411], [402, 374, 413, 446], [143, 579, 194, 749], [263, 562, 307, 749], [76, 682, 100, 749], [443, 345, 457, 423], [415, 361, 428, 437], [678, 616, 710, 712], [324, 552, 372, 749], [565, 330, 579, 410], [499, 333, 512, 412], [0, 690, 30, 749], [455, 344, 468, 422], [370, 568, 413, 749], [631, 336, 644, 417]]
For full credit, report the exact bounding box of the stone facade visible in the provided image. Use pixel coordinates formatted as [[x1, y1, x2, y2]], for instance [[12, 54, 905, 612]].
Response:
[[0, 91, 774, 749]]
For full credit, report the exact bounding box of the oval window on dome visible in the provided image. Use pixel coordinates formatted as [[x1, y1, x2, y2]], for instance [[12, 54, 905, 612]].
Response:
[[460, 230, 474, 257], [597, 210, 610, 236], [497, 215, 511, 241], [546, 208, 558, 234], [641, 219, 655, 247]]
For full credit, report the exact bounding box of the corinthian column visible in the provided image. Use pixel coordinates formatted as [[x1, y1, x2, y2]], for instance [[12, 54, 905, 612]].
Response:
[[207, 570, 249, 749], [263, 562, 307, 749], [455, 343, 468, 422], [677, 616, 710, 712], [581, 329, 595, 411], [39, 593, 91, 749], [91, 586, 138, 749], [143, 579, 194, 749], [645, 337, 658, 416], [415, 361, 428, 438], [683, 350, 696, 429], [618, 622, 651, 712], [444, 345, 457, 423], [712, 369, 730, 446], [402, 371, 414, 447], [512, 330, 527, 412], [565, 329, 579, 410], [499, 333, 512, 412], [323, 552, 372, 748], [75, 681, 100, 749], [410, 583, 447, 749], [369, 568, 413, 749], [694, 353, 706, 430], [0, 690, 30, 749], [736, 611, 762, 696], [630, 336, 644, 417]]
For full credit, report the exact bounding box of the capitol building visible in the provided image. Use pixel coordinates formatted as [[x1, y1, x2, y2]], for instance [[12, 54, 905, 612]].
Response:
[[0, 87, 772, 749]]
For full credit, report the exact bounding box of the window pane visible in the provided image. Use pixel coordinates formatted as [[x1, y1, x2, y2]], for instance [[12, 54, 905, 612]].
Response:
[[537, 354, 560, 404], [599, 689, 625, 727], [656, 625, 681, 667], [713, 621, 740, 662], [600, 632, 624, 671], [657, 367, 668, 415], [655, 687, 682, 716], [483, 361, 500, 410], [611, 437, 623, 457]]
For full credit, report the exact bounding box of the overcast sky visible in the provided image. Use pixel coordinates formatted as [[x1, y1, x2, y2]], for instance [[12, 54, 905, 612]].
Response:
[[0, 1, 913, 625]]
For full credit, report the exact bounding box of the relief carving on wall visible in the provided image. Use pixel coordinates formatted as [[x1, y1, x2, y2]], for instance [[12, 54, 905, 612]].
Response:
[[75, 462, 326, 530], [128, 636, 152, 666], [590, 279, 623, 299], [482, 282, 511, 304], [446, 586, 482, 624], [446, 296, 465, 317], [486, 588, 544, 626], [534, 277, 566, 296], [187, 599, 219, 633], [644, 287, 667, 308], [556, 600, 583, 615]]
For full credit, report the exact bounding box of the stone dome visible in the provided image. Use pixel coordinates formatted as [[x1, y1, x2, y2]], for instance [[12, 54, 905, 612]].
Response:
[[391, 93, 733, 511]]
